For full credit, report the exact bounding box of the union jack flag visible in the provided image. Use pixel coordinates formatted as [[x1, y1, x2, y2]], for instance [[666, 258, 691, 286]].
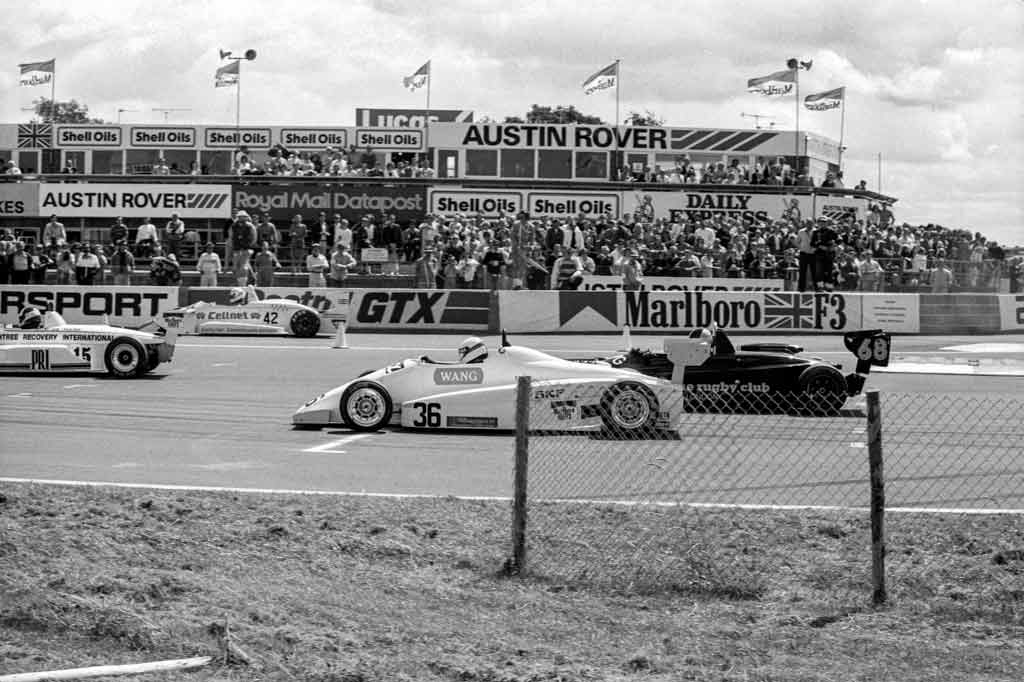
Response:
[[763, 293, 817, 329], [17, 123, 52, 148]]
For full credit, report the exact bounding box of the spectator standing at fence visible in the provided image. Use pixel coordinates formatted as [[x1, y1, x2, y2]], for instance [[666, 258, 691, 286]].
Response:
[[311, 212, 330, 249], [455, 251, 480, 289], [620, 250, 644, 291], [414, 250, 436, 289], [253, 242, 281, 287], [305, 244, 328, 287], [930, 258, 954, 293], [329, 244, 357, 287], [110, 241, 135, 286], [28, 244, 50, 284], [858, 252, 883, 292], [288, 214, 308, 273], [163, 213, 185, 258], [43, 215, 66, 248], [228, 211, 256, 277], [75, 244, 101, 285], [796, 221, 816, 291], [55, 246, 75, 284], [196, 242, 221, 287], [257, 214, 279, 252], [8, 242, 31, 284], [837, 252, 860, 291], [135, 217, 159, 257], [91, 244, 108, 284], [108, 217, 128, 248], [332, 216, 351, 251]]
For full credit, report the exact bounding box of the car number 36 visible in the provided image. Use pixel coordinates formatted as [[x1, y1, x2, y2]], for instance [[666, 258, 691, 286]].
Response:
[[411, 401, 441, 428], [856, 336, 890, 363]]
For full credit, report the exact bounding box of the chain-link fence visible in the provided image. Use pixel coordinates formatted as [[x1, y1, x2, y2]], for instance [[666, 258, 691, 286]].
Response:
[[508, 377, 1024, 596]]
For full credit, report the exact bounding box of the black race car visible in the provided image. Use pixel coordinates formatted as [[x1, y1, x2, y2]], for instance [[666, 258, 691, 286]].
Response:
[[581, 326, 891, 416]]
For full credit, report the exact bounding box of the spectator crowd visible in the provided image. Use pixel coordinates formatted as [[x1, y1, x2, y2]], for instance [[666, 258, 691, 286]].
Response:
[[2, 203, 1021, 294]]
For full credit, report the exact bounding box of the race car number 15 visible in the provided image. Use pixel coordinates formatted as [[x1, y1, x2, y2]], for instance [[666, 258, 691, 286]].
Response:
[[857, 336, 890, 363], [411, 402, 441, 428]]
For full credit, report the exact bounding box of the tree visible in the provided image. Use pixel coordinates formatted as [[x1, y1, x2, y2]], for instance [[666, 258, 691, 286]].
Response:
[[31, 98, 106, 124], [505, 104, 604, 125], [625, 109, 665, 126]]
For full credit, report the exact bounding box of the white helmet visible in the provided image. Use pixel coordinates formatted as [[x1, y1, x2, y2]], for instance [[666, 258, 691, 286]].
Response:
[[228, 287, 248, 305], [458, 337, 488, 364]]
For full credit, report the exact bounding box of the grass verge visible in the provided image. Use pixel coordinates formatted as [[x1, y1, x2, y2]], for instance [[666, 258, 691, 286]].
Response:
[[1, 482, 1022, 681]]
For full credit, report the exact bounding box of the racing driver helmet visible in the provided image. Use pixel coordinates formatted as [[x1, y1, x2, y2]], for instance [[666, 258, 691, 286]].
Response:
[[18, 306, 42, 329], [458, 337, 488, 364]]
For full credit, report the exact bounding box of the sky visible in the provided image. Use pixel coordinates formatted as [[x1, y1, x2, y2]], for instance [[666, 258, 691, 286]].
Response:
[[2, 0, 1022, 246]]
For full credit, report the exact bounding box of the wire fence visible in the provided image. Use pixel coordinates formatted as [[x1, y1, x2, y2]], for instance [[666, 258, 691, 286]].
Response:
[[508, 378, 1024, 595]]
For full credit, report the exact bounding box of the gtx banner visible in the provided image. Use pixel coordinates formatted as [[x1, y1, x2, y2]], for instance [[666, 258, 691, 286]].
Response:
[[497, 290, 926, 334], [186, 287, 350, 334], [38, 183, 232, 219], [998, 294, 1024, 332], [348, 289, 490, 331], [0, 285, 180, 327], [233, 184, 427, 223], [579, 274, 784, 292], [0, 183, 38, 217]]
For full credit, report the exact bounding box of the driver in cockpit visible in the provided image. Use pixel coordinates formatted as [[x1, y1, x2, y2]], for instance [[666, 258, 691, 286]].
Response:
[[457, 337, 488, 364], [17, 306, 43, 329]]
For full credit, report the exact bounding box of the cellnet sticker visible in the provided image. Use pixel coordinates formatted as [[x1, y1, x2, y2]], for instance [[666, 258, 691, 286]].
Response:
[[433, 367, 484, 385]]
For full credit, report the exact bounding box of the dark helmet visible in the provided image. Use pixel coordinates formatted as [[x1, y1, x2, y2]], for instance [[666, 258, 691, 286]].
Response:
[[19, 306, 42, 329]]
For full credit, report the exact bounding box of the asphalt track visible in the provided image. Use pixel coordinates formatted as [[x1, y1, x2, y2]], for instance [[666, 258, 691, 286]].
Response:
[[2, 332, 1022, 512]]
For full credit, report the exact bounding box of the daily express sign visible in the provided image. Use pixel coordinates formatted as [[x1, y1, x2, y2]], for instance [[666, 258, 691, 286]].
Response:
[[38, 184, 232, 218]]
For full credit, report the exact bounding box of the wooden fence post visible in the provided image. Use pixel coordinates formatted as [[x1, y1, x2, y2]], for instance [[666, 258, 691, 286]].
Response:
[[866, 389, 886, 605], [510, 375, 531, 575]]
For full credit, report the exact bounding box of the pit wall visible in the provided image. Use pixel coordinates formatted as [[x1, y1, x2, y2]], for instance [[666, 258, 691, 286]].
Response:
[[1, 286, 1022, 334]]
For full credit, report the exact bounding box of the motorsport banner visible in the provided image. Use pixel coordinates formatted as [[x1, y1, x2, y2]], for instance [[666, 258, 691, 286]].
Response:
[[497, 290, 920, 334], [860, 294, 920, 334], [233, 184, 427, 224], [38, 183, 232, 219], [347, 289, 490, 332], [626, 190, 821, 224], [0, 285, 180, 327], [0, 183, 38, 217], [579, 274, 784, 292], [997, 294, 1024, 332], [427, 188, 619, 220], [185, 287, 351, 334]]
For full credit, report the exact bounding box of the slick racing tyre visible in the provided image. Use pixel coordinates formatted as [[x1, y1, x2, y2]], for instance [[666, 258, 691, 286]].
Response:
[[143, 348, 160, 373], [104, 337, 146, 378], [599, 381, 660, 437], [796, 366, 847, 416], [340, 381, 393, 432], [290, 310, 321, 338]]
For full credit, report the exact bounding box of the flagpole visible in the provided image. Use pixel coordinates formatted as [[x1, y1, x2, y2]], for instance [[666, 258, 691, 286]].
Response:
[[236, 60, 241, 145], [838, 87, 846, 171], [50, 59, 56, 124], [793, 66, 800, 173], [425, 61, 431, 168], [615, 58, 621, 127]]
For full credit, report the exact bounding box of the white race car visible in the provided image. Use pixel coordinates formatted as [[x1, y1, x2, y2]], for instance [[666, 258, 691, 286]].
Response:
[[0, 309, 178, 378], [293, 333, 694, 437], [156, 286, 323, 337]]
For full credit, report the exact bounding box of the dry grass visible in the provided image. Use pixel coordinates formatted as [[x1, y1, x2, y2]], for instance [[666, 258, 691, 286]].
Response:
[[0, 482, 1022, 681]]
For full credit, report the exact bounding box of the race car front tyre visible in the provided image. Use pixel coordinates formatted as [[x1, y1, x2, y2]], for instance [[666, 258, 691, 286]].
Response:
[[104, 337, 147, 378], [797, 366, 847, 416], [599, 382, 660, 437], [340, 381, 393, 432], [290, 310, 321, 338]]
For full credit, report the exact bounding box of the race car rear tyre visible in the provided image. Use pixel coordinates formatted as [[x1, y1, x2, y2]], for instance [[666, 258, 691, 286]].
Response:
[[104, 337, 146, 378], [290, 310, 321, 338], [797, 366, 847, 416], [599, 382, 660, 437], [340, 381, 393, 432], [143, 348, 160, 373]]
